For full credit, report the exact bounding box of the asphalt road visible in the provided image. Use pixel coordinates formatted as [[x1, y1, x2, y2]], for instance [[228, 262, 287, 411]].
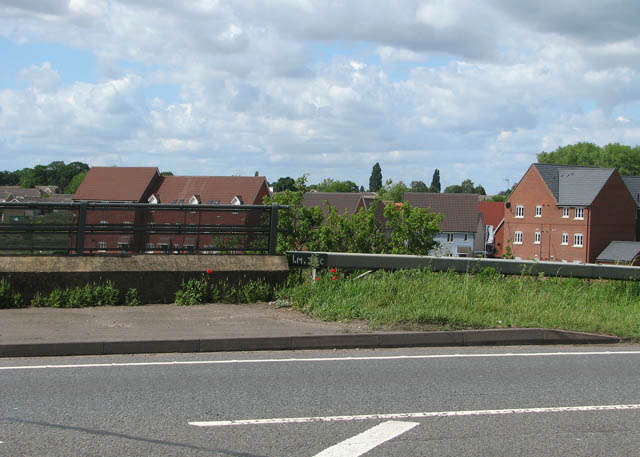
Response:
[[2, 345, 640, 456]]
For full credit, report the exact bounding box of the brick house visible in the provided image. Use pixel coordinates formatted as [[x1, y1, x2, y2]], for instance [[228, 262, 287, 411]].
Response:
[[403, 193, 485, 256], [145, 176, 270, 253], [73, 167, 270, 253], [504, 164, 637, 263], [478, 201, 505, 257]]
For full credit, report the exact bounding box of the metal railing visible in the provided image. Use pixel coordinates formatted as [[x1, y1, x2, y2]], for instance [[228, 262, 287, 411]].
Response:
[[0, 201, 287, 255]]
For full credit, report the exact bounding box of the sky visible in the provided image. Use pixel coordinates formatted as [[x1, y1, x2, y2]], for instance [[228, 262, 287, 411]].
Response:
[[1, 1, 640, 194]]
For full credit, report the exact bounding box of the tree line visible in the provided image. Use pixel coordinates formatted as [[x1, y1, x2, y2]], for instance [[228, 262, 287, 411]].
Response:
[[0, 161, 89, 194]]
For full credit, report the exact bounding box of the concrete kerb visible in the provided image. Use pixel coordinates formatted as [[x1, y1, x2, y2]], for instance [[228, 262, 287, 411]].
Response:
[[0, 329, 620, 358]]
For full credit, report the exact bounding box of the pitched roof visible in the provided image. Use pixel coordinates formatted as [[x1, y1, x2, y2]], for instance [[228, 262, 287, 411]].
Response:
[[302, 192, 365, 217], [596, 241, 640, 263], [622, 176, 640, 208], [478, 201, 505, 227], [151, 176, 268, 205], [73, 167, 159, 202], [532, 163, 615, 206], [0, 186, 42, 199], [403, 193, 479, 232]]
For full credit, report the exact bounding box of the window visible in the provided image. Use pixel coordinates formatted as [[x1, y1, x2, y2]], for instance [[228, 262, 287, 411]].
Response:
[[573, 233, 584, 247], [574, 208, 584, 220], [515, 205, 524, 218], [463, 233, 468, 242], [561, 233, 569, 245], [446, 233, 454, 243], [535, 205, 542, 217], [513, 231, 523, 244], [534, 232, 541, 244], [97, 241, 107, 251], [100, 220, 108, 224], [562, 207, 569, 218], [145, 243, 154, 254]]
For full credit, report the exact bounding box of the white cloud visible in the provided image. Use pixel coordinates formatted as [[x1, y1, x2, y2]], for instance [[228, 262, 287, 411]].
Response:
[[1, 1, 640, 193], [16, 62, 61, 91]]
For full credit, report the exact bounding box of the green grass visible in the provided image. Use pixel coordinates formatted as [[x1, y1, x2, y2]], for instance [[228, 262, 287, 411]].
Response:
[[277, 269, 640, 340]]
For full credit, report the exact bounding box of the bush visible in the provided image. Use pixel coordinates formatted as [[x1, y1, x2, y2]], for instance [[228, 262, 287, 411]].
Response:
[[0, 278, 26, 309], [175, 277, 208, 306], [125, 288, 142, 306]]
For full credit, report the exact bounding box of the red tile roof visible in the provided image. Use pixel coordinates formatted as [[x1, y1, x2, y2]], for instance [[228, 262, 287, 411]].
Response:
[[478, 201, 505, 227], [403, 193, 480, 232], [73, 167, 159, 202], [302, 192, 365, 217], [151, 176, 269, 205]]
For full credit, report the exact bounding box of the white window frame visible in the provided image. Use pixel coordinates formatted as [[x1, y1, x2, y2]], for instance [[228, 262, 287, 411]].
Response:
[[535, 205, 542, 217], [561, 233, 569, 245], [446, 233, 454, 243], [574, 207, 584, 220], [515, 205, 524, 218], [562, 207, 569, 218], [97, 241, 107, 251], [534, 231, 541, 244], [513, 231, 523, 244], [573, 233, 584, 247], [145, 243, 154, 254]]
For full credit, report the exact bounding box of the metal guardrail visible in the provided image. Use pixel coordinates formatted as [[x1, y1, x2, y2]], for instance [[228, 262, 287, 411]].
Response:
[[287, 251, 640, 280], [0, 201, 287, 255]]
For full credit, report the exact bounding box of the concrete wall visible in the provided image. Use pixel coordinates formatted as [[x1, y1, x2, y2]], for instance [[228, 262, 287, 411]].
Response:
[[0, 255, 288, 304]]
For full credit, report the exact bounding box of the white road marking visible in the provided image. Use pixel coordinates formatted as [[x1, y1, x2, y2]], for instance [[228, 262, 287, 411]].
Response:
[[1, 350, 640, 371], [188, 403, 640, 427], [312, 421, 418, 457]]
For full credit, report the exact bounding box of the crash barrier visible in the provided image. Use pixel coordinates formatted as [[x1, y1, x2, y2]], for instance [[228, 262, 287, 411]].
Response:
[[287, 251, 640, 281]]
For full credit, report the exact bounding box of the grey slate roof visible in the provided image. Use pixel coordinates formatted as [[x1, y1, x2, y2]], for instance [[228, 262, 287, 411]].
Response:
[[596, 241, 640, 263], [622, 176, 640, 208], [403, 193, 479, 232], [533, 164, 615, 206], [302, 192, 365, 217]]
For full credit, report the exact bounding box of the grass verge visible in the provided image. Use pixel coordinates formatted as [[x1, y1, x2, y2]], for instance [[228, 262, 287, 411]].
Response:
[[277, 269, 640, 340]]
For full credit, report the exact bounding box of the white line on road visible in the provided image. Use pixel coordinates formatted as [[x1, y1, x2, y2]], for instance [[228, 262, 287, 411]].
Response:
[[313, 421, 418, 457], [0, 351, 640, 371], [188, 403, 640, 427], [2, 350, 640, 371]]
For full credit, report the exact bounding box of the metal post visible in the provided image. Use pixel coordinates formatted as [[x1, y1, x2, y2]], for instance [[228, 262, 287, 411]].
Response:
[[76, 200, 88, 255], [268, 202, 279, 255]]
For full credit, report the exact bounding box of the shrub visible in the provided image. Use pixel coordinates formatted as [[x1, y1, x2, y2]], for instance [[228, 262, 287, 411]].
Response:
[[125, 288, 142, 306], [0, 278, 26, 309], [175, 277, 208, 306]]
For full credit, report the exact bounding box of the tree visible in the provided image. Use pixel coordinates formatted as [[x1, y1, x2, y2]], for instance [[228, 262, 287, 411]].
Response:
[[369, 162, 383, 192], [410, 180, 429, 192], [315, 178, 359, 193], [383, 202, 442, 255], [160, 171, 174, 176], [537, 142, 640, 175], [359, 185, 365, 192], [272, 176, 297, 192], [429, 169, 441, 193], [64, 171, 87, 194], [379, 179, 409, 202], [444, 178, 486, 195]]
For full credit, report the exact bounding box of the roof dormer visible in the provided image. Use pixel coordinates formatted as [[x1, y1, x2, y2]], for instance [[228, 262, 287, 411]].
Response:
[[148, 194, 159, 204], [188, 195, 200, 205], [230, 195, 243, 205]]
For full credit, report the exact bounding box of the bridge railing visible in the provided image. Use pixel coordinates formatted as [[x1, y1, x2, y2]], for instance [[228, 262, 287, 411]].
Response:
[[0, 201, 287, 255]]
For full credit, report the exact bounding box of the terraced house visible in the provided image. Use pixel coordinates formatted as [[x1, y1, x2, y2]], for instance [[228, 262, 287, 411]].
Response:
[[504, 164, 637, 263]]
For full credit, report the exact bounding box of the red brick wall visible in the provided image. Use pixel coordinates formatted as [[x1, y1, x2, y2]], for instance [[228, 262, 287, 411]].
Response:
[[588, 172, 636, 263], [504, 166, 589, 262], [505, 166, 637, 263]]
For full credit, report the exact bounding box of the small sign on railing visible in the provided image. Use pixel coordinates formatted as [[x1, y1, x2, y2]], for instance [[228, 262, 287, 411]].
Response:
[[288, 252, 329, 267]]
